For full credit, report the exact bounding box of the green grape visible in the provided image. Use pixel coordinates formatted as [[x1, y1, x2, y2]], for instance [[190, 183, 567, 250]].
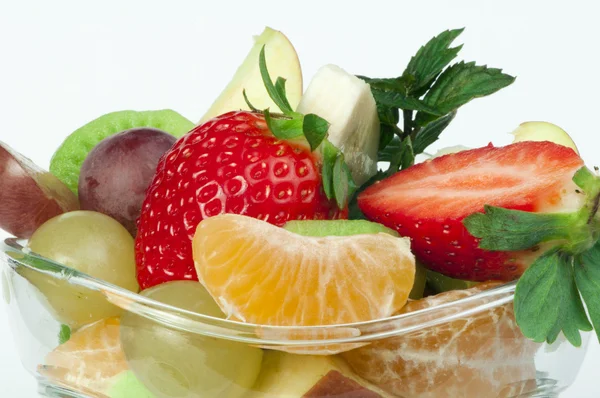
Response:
[[26, 210, 139, 327], [121, 281, 263, 398]]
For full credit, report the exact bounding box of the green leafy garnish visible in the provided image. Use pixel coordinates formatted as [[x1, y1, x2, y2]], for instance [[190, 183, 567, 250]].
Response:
[[244, 46, 355, 209], [348, 28, 514, 218], [58, 324, 71, 345], [464, 167, 600, 346]]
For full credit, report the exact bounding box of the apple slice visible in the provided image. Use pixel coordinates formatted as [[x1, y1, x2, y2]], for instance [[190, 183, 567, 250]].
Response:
[[249, 351, 389, 397], [511, 121, 579, 154], [199, 27, 303, 124], [0, 142, 79, 238]]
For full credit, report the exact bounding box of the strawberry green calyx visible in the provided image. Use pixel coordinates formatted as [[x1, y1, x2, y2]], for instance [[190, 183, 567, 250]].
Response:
[[464, 166, 600, 347], [244, 46, 356, 209]]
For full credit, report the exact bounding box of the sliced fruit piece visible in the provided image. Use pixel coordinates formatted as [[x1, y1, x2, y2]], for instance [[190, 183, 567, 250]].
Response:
[[0, 142, 79, 238], [358, 141, 584, 281], [341, 283, 540, 398], [121, 281, 263, 398], [40, 317, 127, 396], [199, 27, 302, 123], [426, 269, 479, 293], [297, 65, 380, 186], [106, 371, 154, 398], [50, 109, 194, 193], [283, 220, 426, 300], [512, 121, 579, 154], [78, 127, 177, 236], [135, 111, 344, 290], [249, 351, 388, 398], [27, 211, 139, 327], [192, 214, 415, 326], [283, 219, 398, 237], [409, 261, 427, 300]]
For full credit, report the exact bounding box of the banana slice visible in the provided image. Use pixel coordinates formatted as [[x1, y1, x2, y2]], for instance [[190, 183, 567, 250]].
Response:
[[297, 65, 380, 187]]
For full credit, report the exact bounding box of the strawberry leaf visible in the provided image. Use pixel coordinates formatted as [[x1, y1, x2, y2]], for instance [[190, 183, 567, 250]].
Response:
[[463, 205, 583, 251], [259, 46, 294, 115], [514, 249, 591, 346], [575, 244, 600, 342], [320, 140, 338, 200], [404, 28, 464, 94], [262, 109, 304, 140], [242, 89, 260, 112], [303, 114, 329, 151]]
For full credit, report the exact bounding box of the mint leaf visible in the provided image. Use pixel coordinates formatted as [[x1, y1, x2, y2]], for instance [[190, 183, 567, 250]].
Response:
[[420, 61, 515, 116], [514, 249, 591, 346], [259, 46, 294, 115], [58, 324, 71, 345], [412, 111, 456, 154], [463, 205, 581, 251], [399, 136, 414, 170], [404, 28, 464, 94], [303, 114, 329, 151], [377, 135, 401, 162], [575, 244, 600, 342], [357, 76, 407, 94], [372, 89, 442, 115]]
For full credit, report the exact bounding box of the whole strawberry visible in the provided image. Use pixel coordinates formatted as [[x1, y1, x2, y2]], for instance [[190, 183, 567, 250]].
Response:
[[135, 48, 354, 289], [358, 141, 584, 282]]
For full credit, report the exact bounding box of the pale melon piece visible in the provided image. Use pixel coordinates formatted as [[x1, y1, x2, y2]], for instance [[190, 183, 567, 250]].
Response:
[[511, 121, 579, 154], [248, 350, 390, 398], [199, 27, 302, 123]]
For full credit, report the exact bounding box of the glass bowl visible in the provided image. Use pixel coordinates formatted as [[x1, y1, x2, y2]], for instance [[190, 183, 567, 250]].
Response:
[[1, 237, 590, 398]]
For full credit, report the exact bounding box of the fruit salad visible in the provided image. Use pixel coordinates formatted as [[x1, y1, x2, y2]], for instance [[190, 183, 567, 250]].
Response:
[[1, 26, 599, 397]]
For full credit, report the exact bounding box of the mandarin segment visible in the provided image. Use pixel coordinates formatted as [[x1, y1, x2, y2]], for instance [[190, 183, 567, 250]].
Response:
[[341, 283, 541, 398], [192, 214, 415, 327], [40, 317, 127, 395]]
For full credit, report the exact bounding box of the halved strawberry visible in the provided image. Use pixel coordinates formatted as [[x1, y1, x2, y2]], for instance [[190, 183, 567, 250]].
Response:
[[358, 141, 584, 281]]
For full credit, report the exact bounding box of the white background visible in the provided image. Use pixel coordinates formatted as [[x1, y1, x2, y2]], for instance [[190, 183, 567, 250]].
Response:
[[1, 0, 599, 396]]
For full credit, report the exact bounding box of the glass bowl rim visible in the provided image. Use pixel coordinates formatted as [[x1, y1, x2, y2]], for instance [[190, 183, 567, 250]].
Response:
[[1, 237, 517, 347]]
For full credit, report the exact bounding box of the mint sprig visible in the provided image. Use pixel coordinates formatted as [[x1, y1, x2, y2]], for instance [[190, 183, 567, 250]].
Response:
[[463, 166, 600, 346], [244, 46, 356, 209], [349, 28, 514, 219]]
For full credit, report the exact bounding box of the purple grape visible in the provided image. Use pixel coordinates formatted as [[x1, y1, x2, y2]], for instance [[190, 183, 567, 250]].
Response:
[[78, 128, 177, 236]]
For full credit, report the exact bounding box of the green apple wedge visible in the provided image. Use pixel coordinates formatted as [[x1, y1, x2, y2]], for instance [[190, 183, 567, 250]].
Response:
[[248, 351, 390, 398], [199, 27, 303, 123], [511, 121, 579, 154]]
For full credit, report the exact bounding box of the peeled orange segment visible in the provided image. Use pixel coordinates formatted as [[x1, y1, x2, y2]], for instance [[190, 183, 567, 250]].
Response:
[[40, 317, 127, 395], [192, 214, 416, 327], [341, 283, 541, 398]]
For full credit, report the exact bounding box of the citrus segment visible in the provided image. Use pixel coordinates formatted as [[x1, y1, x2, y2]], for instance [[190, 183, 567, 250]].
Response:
[[341, 283, 540, 398], [192, 214, 415, 327], [40, 317, 127, 395]]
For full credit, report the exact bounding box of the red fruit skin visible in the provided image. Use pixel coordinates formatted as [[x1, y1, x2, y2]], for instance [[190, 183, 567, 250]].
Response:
[[135, 111, 342, 289], [358, 142, 584, 281]]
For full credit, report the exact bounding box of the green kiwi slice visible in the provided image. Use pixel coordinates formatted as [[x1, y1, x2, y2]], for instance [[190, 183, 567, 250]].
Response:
[[50, 109, 195, 193], [426, 269, 479, 293], [283, 219, 398, 237]]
